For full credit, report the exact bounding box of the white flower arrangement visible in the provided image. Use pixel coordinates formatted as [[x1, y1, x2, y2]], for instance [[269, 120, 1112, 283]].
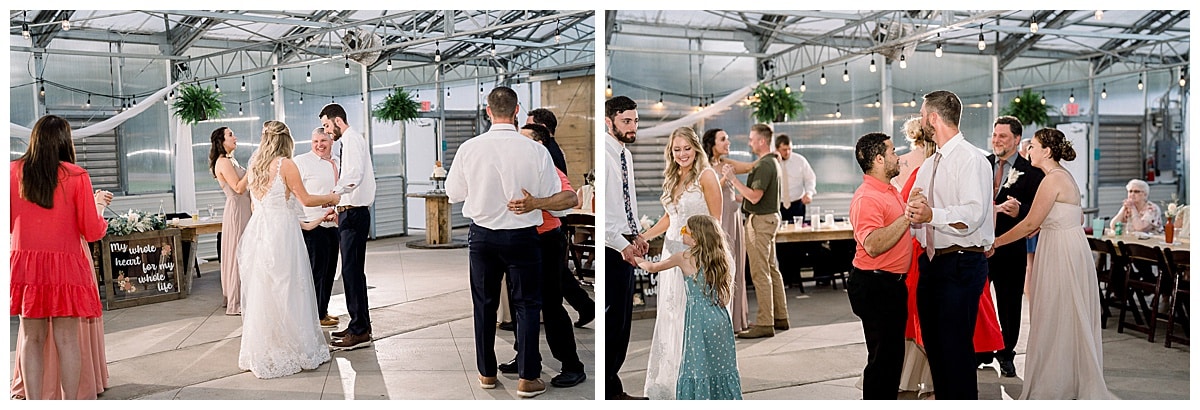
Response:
[[640, 214, 659, 232], [1001, 167, 1024, 189], [1164, 194, 1184, 219], [107, 209, 168, 236]]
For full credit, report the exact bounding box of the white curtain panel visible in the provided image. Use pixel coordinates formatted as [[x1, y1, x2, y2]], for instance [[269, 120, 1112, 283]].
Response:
[[10, 81, 181, 139]]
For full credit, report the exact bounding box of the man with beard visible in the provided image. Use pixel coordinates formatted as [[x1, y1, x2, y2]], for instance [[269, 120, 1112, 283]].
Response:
[[603, 96, 649, 400], [320, 103, 377, 351], [978, 116, 1044, 377], [848, 132, 913, 399], [905, 90, 993, 399]]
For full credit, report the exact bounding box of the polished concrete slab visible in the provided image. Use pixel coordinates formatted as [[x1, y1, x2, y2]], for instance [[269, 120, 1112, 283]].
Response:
[[620, 278, 1190, 400], [8, 230, 596, 400]]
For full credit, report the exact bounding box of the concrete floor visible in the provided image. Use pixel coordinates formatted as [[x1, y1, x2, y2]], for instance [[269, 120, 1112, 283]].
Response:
[[8, 229, 596, 400], [619, 277, 1191, 400]]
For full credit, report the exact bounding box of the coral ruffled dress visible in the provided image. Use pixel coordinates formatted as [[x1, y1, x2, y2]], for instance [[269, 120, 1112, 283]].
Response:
[[10, 161, 108, 319]]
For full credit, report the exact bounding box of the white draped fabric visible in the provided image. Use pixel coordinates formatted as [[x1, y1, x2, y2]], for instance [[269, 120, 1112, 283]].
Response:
[[10, 82, 181, 139], [10, 81, 198, 214], [635, 84, 756, 138]]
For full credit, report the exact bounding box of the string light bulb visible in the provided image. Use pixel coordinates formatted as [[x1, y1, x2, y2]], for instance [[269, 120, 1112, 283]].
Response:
[[241, 76, 246, 92], [656, 92, 664, 108], [910, 94, 917, 107], [61, 19, 70, 31], [842, 63, 850, 82], [784, 79, 791, 94], [835, 103, 842, 118], [480, 85, 484, 95], [1095, 10, 1104, 20], [557, 73, 562, 85], [869, 53, 877, 72], [935, 33, 943, 58], [344, 62, 350, 75], [800, 75, 807, 92], [272, 71, 277, 86], [434, 41, 441, 62], [986, 98, 993, 108], [1040, 93, 1046, 105], [270, 95, 275, 105], [238, 103, 243, 116], [386, 58, 393, 72], [1180, 69, 1187, 87], [39, 82, 45, 97], [1102, 84, 1108, 99], [978, 24, 986, 51], [86, 94, 91, 107], [874, 94, 881, 108], [899, 53, 907, 69], [606, 81, 613, 97], [1069, 89, 1075, 103], [214, 81, 220, 93], [22, 22, 31, 39], [819, 67, 827, 85], [1014, 94, 1020, 103], [1138, 75, 1144, 90], [307, 66, 312, 82], [1030, 17, 1039, 34]]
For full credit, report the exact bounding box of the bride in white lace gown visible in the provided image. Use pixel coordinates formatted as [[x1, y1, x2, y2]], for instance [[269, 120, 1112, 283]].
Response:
[[237, 121, 341, 379], [640, 127, 723, 399]]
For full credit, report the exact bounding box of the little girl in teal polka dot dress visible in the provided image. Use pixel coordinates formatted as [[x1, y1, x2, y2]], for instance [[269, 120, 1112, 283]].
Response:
[[637, 214, 742, 400]]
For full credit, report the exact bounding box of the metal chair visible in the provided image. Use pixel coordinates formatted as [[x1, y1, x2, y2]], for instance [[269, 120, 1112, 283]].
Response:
[[1163, 248, 1190, 347], [1116, 242, 1169, 342]]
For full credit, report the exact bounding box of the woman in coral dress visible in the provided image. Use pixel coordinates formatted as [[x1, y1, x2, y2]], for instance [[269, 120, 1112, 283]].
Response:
[[10, 115, 112, 400]]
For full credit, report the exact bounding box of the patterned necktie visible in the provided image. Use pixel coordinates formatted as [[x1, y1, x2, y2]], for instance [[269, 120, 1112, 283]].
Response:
[[620, 149, 639, 235], [993, 158, 1006, 196], [926, 152, 942, 261]]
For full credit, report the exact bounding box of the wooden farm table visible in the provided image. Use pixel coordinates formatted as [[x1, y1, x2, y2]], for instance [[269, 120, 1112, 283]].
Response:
[[776, 221, 855, 243], [168, 218, 223, 294], [405, 192, 465, 249], [1098, 233, 1190, 253]]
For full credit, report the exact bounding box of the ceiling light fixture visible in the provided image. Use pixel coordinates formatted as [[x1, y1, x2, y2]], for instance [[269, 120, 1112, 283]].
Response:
[[819, 67, 827, 85], [344, 62, 350, 75], [241, 76, 246, 92], [299, 93, 304, 104], [835, 103, 842, 118], [986, 98, 993, 108], [874, 94, 881, 108], [800, 75, 807, 92], [978, 24, 986, 51], [1180, 69, 1187, 87], [557, 73, 562, 85], [785, 78, 791, 94], [61, 19, 70, 31], [899, 53, 907, 69], [1040, 92, 1046, 105], [1102, 84, 1108, 99], [842, 63, 850, 82], [86, 94, 91, 107], [307, 66, 312, 83], [1138, 74, 1144, 90], [935, 33, 943, 58], [22, 22, 31, 39], [657, 92, 664, 108], [910, 94, 917, 107], [1030, 17, 1039, 34], [387, 58, 393, 72], [1069, 89, 1075, 103], [1095, 10, 1104, 20], [434, 41, 442, 62]]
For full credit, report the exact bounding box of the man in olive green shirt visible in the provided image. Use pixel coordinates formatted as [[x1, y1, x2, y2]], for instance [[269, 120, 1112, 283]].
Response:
[[722, 123, 789, 338]]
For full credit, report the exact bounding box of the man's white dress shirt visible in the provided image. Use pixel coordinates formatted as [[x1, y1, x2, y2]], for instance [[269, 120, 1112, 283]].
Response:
[[604, 133, 640, 252], [909, 132, 995, 250], [445, 123, 561, 230], [333, 126, 376, 208], [781, 152, 817, 204], [294, 151, 339, 227]]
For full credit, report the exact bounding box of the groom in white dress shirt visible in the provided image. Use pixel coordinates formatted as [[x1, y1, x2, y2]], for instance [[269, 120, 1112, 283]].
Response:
[[446, 86, 561, 398]]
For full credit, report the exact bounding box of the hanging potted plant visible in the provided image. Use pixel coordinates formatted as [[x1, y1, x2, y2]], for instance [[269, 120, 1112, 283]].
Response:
[[170, 84, 225, 125], [1000, 89, 1052, 128], [748, 82, 804, 123], [372, 87, 420, 123]]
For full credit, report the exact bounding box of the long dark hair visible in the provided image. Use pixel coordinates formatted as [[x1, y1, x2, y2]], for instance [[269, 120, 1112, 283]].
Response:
[[542, 136, 569, 176], [701, 128, 724, 162], [208, 127, 230, 178], [19, 115, 77, 209]]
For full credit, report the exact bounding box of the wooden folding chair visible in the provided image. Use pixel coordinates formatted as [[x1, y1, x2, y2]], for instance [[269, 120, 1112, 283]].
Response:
[[1088, 237, 1121, 328], [1116, 242, 1169, 342], [1163, 248, 1190, 347]]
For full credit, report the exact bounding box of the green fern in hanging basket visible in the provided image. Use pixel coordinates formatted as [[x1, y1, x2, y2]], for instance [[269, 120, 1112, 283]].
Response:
[[1000, 89, 1052, 127], [748, 82, 804, 123], [372, 88, 420, 123], [171, 84, 225, 125]]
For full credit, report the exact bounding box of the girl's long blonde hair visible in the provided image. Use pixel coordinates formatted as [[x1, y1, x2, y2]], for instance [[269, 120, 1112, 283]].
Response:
[[248, 120, 294, 197], [685, 214, 732, 307], [661, 127, 711, 205]]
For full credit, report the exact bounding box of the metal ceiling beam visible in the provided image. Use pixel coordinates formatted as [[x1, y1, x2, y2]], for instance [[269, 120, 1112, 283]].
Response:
[[166, 12, 224, 56], [1094, 10, 1189, 72], [32, 10, 75, 49], [146, 9, 334, 28], [277, 10, 349, 63], [997, 10, 1073, 69]]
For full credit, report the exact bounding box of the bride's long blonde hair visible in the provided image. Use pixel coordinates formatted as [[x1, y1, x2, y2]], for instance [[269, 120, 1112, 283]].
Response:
[[661, 127, 711, 205], [249, 120, 294, 196]]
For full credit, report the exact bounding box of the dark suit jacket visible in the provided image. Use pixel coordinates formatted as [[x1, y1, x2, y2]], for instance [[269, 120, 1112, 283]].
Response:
[[988, 153, 1045, 254]]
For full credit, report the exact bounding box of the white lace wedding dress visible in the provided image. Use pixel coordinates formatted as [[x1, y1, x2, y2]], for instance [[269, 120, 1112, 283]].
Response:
[[645, 168, 716, 399], [237, 158, 331, 379]]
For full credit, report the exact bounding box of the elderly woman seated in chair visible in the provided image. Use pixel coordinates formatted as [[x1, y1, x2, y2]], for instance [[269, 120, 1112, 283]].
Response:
[[1110, 179, 1163, 234]]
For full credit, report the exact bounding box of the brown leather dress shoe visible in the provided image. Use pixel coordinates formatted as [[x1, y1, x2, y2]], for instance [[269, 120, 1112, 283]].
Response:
[[330, 333, 373, 351], [517, 378, 546, 398], [736, 325, 775, 339], [478, 375, 498, 389], [774, 318, 790, 330]]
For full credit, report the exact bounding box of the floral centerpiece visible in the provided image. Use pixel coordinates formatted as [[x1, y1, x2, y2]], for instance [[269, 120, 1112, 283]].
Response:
[[1162, 195, 1185, 243], [107, 209, 168, 236]]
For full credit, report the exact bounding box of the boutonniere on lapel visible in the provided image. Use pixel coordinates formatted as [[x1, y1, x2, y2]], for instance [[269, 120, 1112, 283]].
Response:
[[1002, 167, 1024, 189]]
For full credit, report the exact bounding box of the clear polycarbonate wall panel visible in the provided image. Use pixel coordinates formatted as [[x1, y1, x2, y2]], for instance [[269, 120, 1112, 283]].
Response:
[[369, 88, 404, 178], [892, 51, 995, 149], [10, 47, 37, 130], [189, 69, 274, 193]]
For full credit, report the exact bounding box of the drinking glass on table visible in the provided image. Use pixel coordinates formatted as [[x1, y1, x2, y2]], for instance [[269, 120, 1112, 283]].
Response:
[[208, 204, 216, 220]]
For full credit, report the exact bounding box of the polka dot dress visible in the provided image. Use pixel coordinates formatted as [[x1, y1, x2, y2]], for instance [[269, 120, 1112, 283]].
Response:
[[676, 267, 743, 400]]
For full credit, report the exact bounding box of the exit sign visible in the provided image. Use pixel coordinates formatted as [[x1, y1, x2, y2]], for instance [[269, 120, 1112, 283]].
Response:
[[1064, 103, 1080, 116], [421, 101, 431, 112]]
